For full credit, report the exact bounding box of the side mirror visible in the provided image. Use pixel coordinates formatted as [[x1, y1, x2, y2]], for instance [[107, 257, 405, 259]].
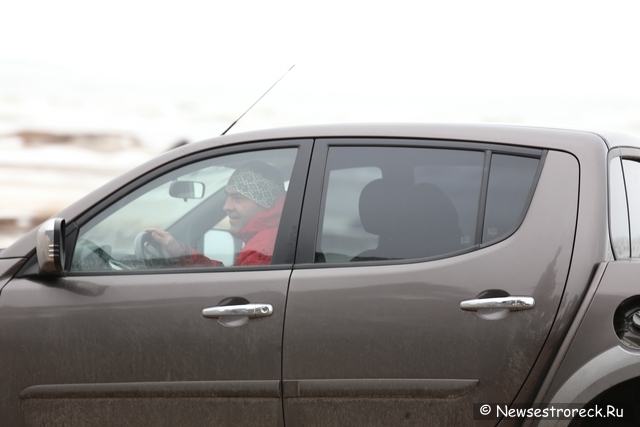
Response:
[[169, 181, 205, 200], [36, 218, 66, 275]]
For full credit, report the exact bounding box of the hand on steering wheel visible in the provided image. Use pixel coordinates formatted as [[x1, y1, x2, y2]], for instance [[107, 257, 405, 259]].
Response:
[[134, 231, 165, 260], [135, 229, 185, 267]]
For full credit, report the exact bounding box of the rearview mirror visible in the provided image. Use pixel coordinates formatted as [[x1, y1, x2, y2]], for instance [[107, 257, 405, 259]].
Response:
[[36, 218, 66, 275], [169, 181, 205, 200]]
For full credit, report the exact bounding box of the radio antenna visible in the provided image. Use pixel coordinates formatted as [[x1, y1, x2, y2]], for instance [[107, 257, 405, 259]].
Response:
[[221, 64, 295, 136]]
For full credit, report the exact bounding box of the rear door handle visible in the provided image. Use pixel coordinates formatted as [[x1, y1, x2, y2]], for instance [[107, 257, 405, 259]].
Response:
[[459, 296, 535, 312], [202, 304, 273, 319]]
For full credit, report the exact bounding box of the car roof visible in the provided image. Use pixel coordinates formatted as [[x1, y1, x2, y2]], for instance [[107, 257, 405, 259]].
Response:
[[181, 122, 640, 154]]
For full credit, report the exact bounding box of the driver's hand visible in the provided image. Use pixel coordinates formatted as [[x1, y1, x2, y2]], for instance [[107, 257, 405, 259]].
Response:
[[144, 228, 186, 258]]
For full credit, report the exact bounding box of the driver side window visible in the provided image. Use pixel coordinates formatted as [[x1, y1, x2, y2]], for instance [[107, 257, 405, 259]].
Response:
[[70, 148, 298, 272]]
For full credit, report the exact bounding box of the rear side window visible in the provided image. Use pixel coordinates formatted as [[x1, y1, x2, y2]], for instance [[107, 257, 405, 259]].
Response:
[[483, 154, 540, 244], [316, 144, 542, 263]]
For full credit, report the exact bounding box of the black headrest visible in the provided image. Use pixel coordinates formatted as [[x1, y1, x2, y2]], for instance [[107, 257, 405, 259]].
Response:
[[357, 180, 463, 259], [359, 179, 397, 235], [413, 183, 460, 226]]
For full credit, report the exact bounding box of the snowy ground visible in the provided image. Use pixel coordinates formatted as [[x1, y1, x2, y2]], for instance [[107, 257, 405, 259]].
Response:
[[0, 138, 155, 248]]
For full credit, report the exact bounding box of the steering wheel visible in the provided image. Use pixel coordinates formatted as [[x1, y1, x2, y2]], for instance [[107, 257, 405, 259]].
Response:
[[134, 231, 167, 266], [75, 238, 132, 271]]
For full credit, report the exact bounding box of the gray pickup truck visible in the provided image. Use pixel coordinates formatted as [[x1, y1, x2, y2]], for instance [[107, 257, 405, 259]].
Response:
[[0, 123, 638, 426]]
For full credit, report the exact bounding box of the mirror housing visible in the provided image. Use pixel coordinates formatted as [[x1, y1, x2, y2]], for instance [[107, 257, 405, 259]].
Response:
[[36, 218, 66, 275], [169, 181, 205, 200]]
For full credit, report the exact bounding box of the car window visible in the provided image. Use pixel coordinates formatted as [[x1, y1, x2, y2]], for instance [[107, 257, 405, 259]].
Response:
[[610, 157, 631, 259], [315, 145, 543, 264], [70, 148, 298, 272], [482, 154, 540, 244], [316, 146, 485, 262], [622, 159, 640, 257], [319, 166, 382, 261]]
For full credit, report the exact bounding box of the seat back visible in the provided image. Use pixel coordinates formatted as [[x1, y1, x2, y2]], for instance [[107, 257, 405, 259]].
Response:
[[354, 180, 462, 261]]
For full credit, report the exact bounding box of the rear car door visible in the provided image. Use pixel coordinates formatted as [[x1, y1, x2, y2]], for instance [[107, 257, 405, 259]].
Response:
[[283, 138, 579, 426], [0, 140, 311, 427]]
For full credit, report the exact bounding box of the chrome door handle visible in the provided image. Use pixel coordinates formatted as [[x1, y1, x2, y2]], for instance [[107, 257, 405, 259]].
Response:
[[459, 296, 535, 312], [202, 303, 273, 319]]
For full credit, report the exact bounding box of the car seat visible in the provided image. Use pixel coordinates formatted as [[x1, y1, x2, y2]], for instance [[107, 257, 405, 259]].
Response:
[[353, 180, 462, 261]]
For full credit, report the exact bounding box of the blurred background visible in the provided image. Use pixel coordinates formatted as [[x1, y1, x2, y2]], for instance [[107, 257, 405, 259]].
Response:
[[3, 0, 640, 248]]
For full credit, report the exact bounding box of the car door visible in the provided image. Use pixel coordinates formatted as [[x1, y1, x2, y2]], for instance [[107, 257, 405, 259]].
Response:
[[0, 141, 311, 427], [282, 139, 579, 426]]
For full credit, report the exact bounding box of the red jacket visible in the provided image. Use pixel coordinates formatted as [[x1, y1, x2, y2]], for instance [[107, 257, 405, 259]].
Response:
[[181, 195, 285, 267]]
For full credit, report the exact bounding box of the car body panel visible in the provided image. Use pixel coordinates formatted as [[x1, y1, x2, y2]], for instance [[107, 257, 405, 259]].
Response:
[[0, 258, 27, 293], [0, 270, 288, 427], [283, 151, 579, 426], [0, 139, 314, 426], [544, 261, 640, 403]]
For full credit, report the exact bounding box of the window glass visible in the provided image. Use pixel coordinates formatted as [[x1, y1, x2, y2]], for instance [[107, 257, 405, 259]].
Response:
[[71, 148, 298, 272], [622, 159, 640, 257], [610, 158, 630, 258], [317, 146, 484, 263], [320, 167, 382, 262], [482, 154, 540, 243]]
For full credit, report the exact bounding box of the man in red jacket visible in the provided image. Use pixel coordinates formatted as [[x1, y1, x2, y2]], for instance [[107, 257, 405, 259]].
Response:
[[147, 161, 285, 266]]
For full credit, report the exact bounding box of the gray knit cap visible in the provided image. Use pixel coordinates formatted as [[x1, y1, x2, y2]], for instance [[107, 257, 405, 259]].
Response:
[[226, 161, 285, 209]]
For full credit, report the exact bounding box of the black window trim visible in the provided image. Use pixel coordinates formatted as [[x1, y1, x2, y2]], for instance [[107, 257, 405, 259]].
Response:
[[294, 137, 546, 269]]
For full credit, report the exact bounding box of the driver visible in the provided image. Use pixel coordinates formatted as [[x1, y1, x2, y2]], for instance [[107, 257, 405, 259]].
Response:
[[145, 161, 286, 266]]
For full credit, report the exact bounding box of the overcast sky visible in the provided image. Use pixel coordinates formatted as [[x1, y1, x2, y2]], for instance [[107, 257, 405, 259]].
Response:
[[2, 0, 640, 146]]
